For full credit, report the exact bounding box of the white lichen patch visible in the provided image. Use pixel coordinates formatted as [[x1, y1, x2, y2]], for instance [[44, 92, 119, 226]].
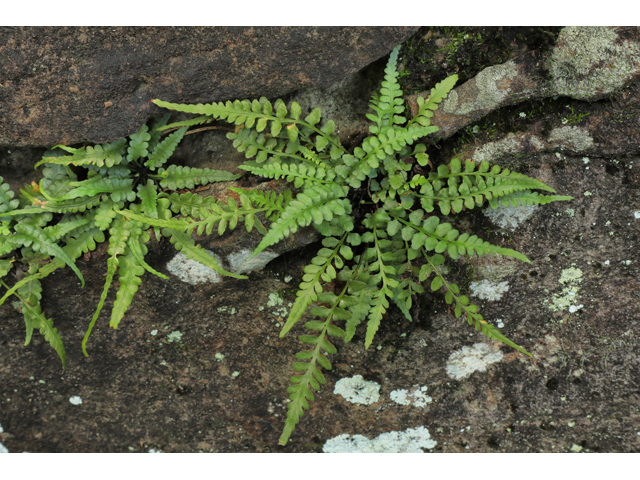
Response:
[[166, 251, 222, 284], [469, 280, 510, 301], [226, 248, 279, 274], [265, 292, 289, 318], [546, 267, 584, 312], [69, 396, 83, 405], [216, 305, 237, 315], [548, 126, 594, 152], [334, 375, 381, 405], [471, 133, 523, 164], [443, 60, 518, 115], [446, 343, 504, 380], [323, 426, 437, 453], [0, 442, 7, 453], [484, 202, 538, 231], [634, 211, 640, 219], [390, 385, 432, 408], [167, 331, 183, 343], [559, 267, 583, 285]]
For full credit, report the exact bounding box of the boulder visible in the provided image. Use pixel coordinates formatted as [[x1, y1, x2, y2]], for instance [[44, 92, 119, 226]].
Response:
[[0, 26, 417, 147]]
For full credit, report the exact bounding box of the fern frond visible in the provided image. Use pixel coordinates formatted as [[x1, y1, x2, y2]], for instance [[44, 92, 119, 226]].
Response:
[[280, 285, 348, 446], [251, 184, 349, 259], [43, 217, 91, 243], [62, 227, 105, 261], [424, 253, 531, 356], [367, 45, 405, 133], [0, 176, 20, 216], [416, 158, 568, 215], [155, 115, 213, 131], [110, 243, 145, 329], [408, 74, 458, 128], [145, 127, 187, 169], [154, 97, 347, 157], [11, 223, 85, 286], [53, 177, 134, 203], [488, 189, 574, 209], [82, 215, 131, 355], [136, 179, 159, 219], [391, 210, 529, 263], [128, 230, 169, 280], [115, 208, 192, 232], [127, 124, 151, 162], [227, 127, 301, 164], [36, 138, 127, 168], [239, 160, 336, 189], [10, 277, 67, 369], [156, 165, 239, 190], [280, 235, 347, 337], [227, 186, 291, 221]]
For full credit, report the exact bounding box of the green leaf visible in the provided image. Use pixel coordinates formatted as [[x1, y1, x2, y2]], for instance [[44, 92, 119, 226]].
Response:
[[145, 127, 187, 169], [13, 223, 84, 287], [110, 247, 145, 329]]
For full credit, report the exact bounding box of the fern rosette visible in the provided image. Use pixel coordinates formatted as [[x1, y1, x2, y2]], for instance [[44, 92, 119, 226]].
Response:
[[2, 42, 573, 446], [1, 116, 241, 364], [151, 44, 573, 445]]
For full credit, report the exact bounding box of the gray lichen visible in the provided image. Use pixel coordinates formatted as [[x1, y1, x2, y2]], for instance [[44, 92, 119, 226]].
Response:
[[444, 60, 518, 116], [549, 27, 640, 100]]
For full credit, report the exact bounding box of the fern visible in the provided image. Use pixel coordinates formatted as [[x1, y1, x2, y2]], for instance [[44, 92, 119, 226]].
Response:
[[0, 117, 241, 363], [3, 43, 574, 447], [151, 43, 573, 445]]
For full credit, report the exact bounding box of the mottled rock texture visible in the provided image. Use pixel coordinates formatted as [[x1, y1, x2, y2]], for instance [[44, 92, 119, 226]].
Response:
[[0, 26, 417, 147], [408, 27, 640, 147], [2, 27, 640, 453]]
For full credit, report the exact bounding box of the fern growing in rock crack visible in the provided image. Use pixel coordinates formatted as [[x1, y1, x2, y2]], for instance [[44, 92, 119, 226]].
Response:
[[2, 44, 573, 445], [145, 44, 573, 445], [0, 116, 242, 365]]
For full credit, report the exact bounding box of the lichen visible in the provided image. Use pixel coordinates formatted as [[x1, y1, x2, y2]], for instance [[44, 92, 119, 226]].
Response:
[[471, 133, 523, 164], [484, 202, 538, 231], [322, 426, 437, 453], [167, 331, 183, 343], [546, 267, 584, 312], [549, 27, 640, 100], [443, 60, 518, 115], [334, 375, 381, 405], [166, 251, 222, 284], [469, 280, 510, 301], [548, 126, 594, 152], [390, 385, 432, 408], [446, 342, 504, 380], [226, 248, 279, 274]]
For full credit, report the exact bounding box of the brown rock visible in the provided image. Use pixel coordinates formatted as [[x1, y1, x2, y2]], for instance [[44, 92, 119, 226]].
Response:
[[0, 26, 418, 147]]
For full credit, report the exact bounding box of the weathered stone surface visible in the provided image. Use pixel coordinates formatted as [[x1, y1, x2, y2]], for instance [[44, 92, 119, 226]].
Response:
[[3, 27, 640, 454], [2, 145, 640, 452], [0, 26, 418, 147], [407, 27, 640, 144]]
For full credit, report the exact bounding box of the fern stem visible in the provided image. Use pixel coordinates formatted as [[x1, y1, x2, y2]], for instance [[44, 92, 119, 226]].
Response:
[[280, 279, 350, 446]]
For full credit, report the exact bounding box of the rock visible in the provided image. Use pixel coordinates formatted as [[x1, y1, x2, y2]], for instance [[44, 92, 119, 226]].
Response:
[[2, 27, 640, 453], [407, 27, 640, 147], [0, 26, 417, 147]]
